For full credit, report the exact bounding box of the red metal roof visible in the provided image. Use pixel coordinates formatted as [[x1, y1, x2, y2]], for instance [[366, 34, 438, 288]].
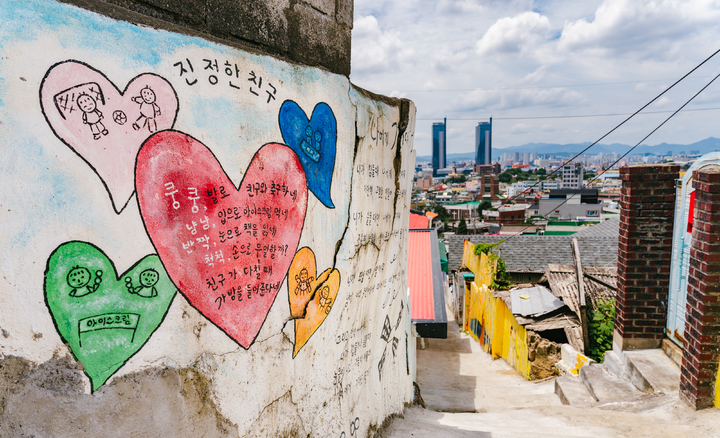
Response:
[[408, 230, 435, 320], [409, 212, 430, 229]]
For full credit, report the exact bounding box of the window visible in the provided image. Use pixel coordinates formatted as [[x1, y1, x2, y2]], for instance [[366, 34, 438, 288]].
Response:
[[586, 210, 598, 216]]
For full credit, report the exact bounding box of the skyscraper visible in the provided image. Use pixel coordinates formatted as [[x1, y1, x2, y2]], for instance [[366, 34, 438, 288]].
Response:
[[475, 118, 492, 165], [432, 118, 446, 176]]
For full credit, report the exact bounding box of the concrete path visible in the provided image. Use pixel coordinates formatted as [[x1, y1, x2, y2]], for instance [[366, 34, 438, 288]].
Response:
[[383, 312, 720, 438]]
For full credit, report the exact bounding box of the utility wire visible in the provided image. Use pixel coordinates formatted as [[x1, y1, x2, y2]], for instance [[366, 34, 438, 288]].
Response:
[[376, 76, 712, 94], [501, 48, 720, 204], [494, 67, 720, 240], [417, 106, 720, 121]]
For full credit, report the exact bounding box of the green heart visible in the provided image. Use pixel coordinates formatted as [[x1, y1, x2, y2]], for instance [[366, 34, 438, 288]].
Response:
[[44, 241, 177, 391]]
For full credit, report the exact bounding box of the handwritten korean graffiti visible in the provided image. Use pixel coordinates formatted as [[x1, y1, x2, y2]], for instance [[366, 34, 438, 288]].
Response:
[[135, 131, 308, 348]]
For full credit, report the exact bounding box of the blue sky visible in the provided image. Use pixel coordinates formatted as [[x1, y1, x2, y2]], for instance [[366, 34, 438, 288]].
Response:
[[350, 0, 720, 157]]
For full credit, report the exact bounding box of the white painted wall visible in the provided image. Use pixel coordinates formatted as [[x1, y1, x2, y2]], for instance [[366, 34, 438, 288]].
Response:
[[0, 1, 416, 436]]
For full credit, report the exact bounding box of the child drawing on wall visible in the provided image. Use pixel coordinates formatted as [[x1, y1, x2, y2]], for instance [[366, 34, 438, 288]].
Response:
[[132, 86, 161, 133], [77, 93, 108, 140]]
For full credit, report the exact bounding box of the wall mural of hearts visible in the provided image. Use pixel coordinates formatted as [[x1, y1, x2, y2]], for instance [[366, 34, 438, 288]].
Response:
[[287, 247, 340, 357], [136, 130, 308, 348], [278, 101, 337, 209], [40, 60, 179, 214], [44, 241, 177, 392]]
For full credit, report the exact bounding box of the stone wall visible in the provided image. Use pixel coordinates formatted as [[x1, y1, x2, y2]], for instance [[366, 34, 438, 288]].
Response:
[[0, 1, 416, 436]]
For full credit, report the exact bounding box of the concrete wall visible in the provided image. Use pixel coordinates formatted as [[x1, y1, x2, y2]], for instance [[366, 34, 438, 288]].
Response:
[[0, 1, 416, 436], [61, 0, 353, 76]]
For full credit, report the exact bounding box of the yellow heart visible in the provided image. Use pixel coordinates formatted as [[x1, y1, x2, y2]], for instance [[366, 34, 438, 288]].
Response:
[[287, 247, 340, 357]]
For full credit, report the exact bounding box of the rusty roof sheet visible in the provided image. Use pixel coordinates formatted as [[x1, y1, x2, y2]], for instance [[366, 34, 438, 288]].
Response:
[[546, 265, 617, 316]]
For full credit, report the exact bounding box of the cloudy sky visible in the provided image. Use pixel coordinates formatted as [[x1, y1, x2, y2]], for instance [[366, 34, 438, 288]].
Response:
[[349, 0, 720, 157]]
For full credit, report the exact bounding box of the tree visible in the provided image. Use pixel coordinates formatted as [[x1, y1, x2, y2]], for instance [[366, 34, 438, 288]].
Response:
[[430, 204, 452, 223], [457, 217, 468, 234], [535, 168, 546, 176], [445, 175, 466, 184], [498, 172, 512, 183], [477, 200, 492, 215]]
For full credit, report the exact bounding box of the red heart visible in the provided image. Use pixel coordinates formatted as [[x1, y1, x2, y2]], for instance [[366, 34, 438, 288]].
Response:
[[136, 131, 307, 348]]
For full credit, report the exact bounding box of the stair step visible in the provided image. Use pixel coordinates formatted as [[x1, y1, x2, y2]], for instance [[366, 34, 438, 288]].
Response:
[[579, 363, 643, 402], [624, 349, 680, 394], [602, 350, 627, 380], [555, 376, 597, 407], [595, 392, 678, 413]]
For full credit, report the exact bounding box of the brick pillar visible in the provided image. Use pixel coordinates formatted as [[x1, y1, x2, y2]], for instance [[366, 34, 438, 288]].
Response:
[[615, 164, 679, 351], [681, 167, 720, 409]]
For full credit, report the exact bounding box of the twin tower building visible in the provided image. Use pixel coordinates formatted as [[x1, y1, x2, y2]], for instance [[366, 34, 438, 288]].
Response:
[[432, 118, 492, 176]]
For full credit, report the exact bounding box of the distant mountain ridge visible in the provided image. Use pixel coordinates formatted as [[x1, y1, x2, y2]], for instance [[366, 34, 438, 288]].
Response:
[[415, 137, 720, 162]]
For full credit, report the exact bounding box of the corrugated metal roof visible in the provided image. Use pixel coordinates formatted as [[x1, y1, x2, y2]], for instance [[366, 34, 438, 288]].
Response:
[[408, 231, 434, 320], [510, 286, 566, 317], [409, 212, 430, 229]]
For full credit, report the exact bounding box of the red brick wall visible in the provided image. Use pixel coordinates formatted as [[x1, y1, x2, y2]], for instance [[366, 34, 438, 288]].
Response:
[[616, 164, 679, 349], [681, 167, 720, 409]]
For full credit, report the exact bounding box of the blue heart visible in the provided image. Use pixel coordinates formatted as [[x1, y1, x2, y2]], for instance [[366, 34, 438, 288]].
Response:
[[279, 101, 336, 208]]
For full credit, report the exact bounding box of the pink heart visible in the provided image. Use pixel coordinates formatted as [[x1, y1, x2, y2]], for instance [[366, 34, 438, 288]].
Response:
[[40, 61, 178, 213], [136, 131, 308, 348]]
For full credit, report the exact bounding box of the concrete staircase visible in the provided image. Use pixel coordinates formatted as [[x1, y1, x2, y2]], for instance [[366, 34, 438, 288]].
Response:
[[555, 347, 681, 412]]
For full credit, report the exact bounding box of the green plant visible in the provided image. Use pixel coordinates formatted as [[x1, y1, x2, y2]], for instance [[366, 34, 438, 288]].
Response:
[[472, 241, 513, 290], [587, 299, 616, 362]]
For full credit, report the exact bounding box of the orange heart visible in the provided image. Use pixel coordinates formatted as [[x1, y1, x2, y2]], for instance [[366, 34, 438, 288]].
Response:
[[288, 247, 317, 319], [287, 247, 340, 357]]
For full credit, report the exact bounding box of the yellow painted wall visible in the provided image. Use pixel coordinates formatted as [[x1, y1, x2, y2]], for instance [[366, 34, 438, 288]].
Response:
[[462, 243, 530, 379]]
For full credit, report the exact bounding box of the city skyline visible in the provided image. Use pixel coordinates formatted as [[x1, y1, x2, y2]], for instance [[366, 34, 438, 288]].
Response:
[[350, 1, 720, 157]]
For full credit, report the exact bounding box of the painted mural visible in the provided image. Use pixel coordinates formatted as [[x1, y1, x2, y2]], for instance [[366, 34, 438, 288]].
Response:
[[464, 246, 531, 379], [0, 1, 415, 436], [44, 241, 177, 391]]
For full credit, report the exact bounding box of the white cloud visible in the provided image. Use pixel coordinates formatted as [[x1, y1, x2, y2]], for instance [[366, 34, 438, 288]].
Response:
[[351, 15, 414, 75], [350, 0, 720, 156], [475, 12, 553, 56], [558, 0, 720, 57], [456, 87, 586, 111]]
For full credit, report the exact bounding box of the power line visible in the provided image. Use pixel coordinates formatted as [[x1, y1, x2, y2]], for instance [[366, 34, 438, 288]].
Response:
[[417, 106, 720, 121], [375, 76, 708, 94], [498, 65, 720, 240], [501, 47, 720, 204]]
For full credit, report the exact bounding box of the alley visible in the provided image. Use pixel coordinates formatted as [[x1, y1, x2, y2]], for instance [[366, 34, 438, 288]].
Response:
[[384, 312, 720, 438]]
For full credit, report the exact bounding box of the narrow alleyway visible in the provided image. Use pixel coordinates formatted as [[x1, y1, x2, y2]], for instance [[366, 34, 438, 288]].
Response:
[[383, 312, 720, 438]]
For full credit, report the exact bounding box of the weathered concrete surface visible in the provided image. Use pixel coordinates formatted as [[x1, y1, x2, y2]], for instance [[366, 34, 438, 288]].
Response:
[[624, 349, 680, 394], [0, 354, 237, 437], [555, 375, 597, 408], [61, 0, 353, 75], [579, 363, 644, 402], [383, 311, 720, 438], [0, 1, 415, 435]]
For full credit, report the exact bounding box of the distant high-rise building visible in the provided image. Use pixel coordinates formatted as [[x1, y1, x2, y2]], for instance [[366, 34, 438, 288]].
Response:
[[432, 118, 447, 176], [474, 118, 492, 165]]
